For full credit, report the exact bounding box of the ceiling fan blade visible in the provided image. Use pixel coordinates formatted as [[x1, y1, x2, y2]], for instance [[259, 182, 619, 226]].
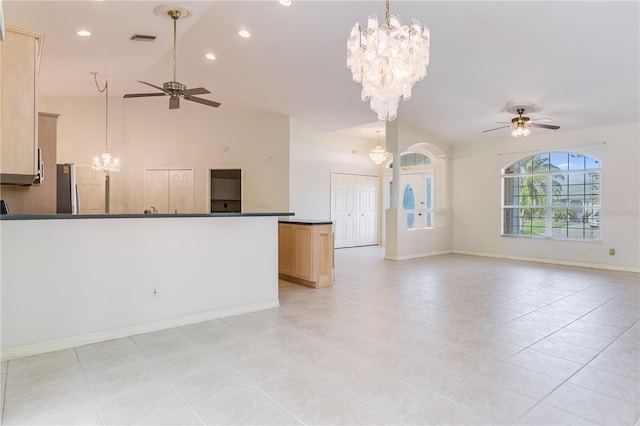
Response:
[[482, 125, 511, 133], [169, 96, 180, 109], [123, 92, 166, 98], [529, 123, 560, 130], [138, 80, 168, 93], [185, 96, 221, 108], [183, 87, 210, 96], [531, 118, 552, 123]]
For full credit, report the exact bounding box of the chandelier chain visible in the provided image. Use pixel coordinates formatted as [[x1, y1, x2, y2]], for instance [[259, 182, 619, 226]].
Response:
[[92, 72, 109, 152], [385, 0, 390, 26], [91, 72, 119, 175]]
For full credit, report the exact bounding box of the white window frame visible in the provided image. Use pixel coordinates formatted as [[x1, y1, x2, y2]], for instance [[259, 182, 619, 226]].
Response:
[[501, 153, 601, 241]]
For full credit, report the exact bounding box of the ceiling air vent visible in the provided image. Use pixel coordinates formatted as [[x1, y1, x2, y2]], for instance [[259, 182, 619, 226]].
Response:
[[130, 34, 156, 42]]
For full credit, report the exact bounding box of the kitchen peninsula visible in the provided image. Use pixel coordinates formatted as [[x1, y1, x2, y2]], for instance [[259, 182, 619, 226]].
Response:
[[0, 212, 291, 359]]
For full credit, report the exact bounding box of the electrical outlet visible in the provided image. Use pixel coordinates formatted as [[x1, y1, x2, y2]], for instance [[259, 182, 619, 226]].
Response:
[[152, 288, 159, 299], [609, 248, 616, 256]]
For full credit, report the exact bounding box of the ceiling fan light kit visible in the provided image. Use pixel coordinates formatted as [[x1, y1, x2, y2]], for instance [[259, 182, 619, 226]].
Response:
[[347, 0, 430, 121], [123, 4, 220, 110], [483, 103, 560, 138]]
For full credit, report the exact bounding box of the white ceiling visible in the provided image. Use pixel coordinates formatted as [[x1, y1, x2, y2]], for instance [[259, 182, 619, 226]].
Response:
[[4, 1, 639, 144]]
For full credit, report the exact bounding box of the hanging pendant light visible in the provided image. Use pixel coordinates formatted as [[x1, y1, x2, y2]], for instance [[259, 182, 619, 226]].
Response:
[[369, 130, 389, 165], [91, 72, 120, 213], [91, 72, 120, 174], [347, 0, 431, 121]]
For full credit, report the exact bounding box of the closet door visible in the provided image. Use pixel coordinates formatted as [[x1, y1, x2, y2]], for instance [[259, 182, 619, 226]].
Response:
[[332, 173, 378, 248], [332, 173, 357, 248], [169, 169, 194, 213], [145, 169, 194, 214], [144, 170, 170, 213], [356, 175, 378, 246]]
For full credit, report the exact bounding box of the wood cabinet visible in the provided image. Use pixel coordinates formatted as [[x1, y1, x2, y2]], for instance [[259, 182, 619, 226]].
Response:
[[278, 221, 334, 288], [0, 25, 44, 184], [0, 113, 58, 214]]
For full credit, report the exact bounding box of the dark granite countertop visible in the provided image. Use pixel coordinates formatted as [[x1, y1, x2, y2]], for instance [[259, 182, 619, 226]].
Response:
[[278, 218, 333, 225], [1, 212, 294, 221]]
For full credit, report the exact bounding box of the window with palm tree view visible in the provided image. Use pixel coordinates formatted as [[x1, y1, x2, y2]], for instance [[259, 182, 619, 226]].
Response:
[[503, 152, 600, 240]]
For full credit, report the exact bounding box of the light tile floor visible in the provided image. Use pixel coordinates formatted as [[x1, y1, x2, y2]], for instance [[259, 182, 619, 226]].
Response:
[[2, 247, 639, 425]]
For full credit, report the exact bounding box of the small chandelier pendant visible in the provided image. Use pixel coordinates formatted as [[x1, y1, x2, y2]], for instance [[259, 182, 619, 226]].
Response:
[[91, 72, 120, 175], [369, 130, 389, 165], [347, 0, 431, 121]]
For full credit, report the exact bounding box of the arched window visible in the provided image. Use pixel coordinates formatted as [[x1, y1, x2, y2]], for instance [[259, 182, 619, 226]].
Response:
[[389, 152, 431, 168], [502, 152, 600, 240]]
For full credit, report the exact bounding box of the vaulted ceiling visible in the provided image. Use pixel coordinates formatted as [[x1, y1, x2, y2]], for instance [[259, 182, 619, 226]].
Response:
[[4, 1, 639, 144]]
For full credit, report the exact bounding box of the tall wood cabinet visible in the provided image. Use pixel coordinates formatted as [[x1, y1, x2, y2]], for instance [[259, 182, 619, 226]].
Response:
[[278, 220, 334, 288], [0, 25, 44, 184], [0, 113, 58, 214]]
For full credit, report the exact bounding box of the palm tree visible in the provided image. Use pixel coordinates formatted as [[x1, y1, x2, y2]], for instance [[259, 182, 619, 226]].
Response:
[[519, 155, 563, 224]]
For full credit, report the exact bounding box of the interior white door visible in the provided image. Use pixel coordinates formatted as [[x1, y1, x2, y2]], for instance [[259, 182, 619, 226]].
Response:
[[75, 165, 105, 214], [356, 175, 378, 246], [169, 169, 194, 213], [332, 172, 378, 248], [145, 169, 194, 214], [332, 173, 357, 248], [144, 170, 170, 213]]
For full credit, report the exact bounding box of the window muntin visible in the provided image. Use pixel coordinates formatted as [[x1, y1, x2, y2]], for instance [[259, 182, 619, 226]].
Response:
[[389, 153, 431, 168], [502, 152, 600, 240]]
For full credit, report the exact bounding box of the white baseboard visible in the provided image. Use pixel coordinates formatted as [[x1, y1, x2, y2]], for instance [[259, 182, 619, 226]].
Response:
[[453, 250, 640, 273], [1, 300, 280, 361], [385, 249, 453, 261]]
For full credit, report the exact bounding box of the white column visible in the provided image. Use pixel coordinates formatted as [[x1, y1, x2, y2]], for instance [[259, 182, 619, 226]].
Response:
[[385, 120, 402, 259]]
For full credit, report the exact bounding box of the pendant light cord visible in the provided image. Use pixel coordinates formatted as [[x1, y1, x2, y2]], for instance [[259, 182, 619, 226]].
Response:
[[91, 71, 109, 153]]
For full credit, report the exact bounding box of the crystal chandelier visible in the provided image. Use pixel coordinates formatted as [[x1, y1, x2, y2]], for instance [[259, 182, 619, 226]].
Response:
[[347, 0, 430, 121], [369, 130, 388, 164], [91, 72, 120, 174]]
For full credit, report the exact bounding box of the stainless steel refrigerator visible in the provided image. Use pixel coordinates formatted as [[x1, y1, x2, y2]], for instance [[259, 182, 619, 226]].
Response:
[[56, 163, 79, 214]]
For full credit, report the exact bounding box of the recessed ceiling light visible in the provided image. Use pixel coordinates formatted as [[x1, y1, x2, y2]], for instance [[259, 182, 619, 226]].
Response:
[[77, 30, 91, 37], [279, 0, 292, 6], [205, 53, 216, 61], [238, 29, 250, 38]]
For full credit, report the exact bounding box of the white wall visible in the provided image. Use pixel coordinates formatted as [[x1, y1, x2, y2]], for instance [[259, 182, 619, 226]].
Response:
[[289, 117, 380, 220], [452, 121, 640, 271], [1, 216, 280, 358], [40, 97, 290, 214]]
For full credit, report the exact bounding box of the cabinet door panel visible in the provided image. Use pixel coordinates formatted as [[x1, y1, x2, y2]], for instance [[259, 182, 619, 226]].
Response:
[[278, 224, 296, 276], [1, 28, 40, 176], [295, 226, 313, 280]]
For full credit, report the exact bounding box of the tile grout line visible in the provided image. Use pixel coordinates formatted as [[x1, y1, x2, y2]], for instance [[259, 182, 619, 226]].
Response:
[[508, 317, 640, 424], [73, 346, 106, 426], [130, 330, 208, 426]]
